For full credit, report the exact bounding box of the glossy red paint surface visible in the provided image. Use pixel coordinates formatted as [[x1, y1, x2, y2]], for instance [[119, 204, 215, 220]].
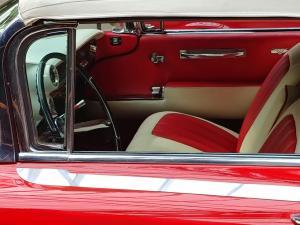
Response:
[[0, 163, 299, 224], [152, 113, 237, 152], [91, 32, 300, 99]]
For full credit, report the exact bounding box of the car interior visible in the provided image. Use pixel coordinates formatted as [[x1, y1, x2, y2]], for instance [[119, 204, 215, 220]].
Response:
[[25, 19, 300, 154]]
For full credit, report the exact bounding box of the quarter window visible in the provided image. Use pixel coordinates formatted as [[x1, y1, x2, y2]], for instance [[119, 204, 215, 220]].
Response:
[[26, 32, 68, 148]]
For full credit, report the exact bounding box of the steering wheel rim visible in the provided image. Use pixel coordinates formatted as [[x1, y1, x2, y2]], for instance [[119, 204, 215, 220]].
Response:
[[36, 52, 66, 137], [36, 52, 121, 150], [76, 67, 121, 151]]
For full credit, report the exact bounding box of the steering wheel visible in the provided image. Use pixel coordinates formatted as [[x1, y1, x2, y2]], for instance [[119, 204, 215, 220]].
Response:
[[36, 52, 121, 150]]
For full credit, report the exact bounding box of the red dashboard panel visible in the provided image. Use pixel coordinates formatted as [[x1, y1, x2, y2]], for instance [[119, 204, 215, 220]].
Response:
[[90, 32, 300, 99], [95, 32, 138, 60]]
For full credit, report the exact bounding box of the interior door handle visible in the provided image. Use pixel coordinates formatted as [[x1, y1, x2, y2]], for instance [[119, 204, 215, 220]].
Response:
[[180, 49, 246, 59], [291, 214, 300, 224]]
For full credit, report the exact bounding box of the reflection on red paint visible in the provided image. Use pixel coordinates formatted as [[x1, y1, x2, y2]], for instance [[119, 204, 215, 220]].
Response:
[[0, 163, 298, 224]]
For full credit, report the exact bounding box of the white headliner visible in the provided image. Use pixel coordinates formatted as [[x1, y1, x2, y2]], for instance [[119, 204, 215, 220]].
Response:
[[19, 0, 300, 24]]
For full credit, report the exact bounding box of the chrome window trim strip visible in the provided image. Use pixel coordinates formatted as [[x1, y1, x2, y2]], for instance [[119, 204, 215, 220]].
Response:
[[141, 27, 300, 35], [19, 152, 300, 166], [164, 27, 300, 34]]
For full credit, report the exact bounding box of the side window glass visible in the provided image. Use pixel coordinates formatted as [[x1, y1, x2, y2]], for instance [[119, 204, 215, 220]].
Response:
[[73, 27, 121, 152], [73, 71, 117, 151], [25, 32, 68, 148], [141, 21, 164, 32], [100, 22, 136, 33]]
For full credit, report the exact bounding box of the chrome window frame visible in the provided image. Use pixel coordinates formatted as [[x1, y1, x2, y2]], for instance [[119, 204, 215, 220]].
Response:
[[5, 23, 77, 154]]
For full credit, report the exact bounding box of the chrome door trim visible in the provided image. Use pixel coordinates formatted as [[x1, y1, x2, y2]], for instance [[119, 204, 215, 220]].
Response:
[[20, 152, 68, 161], [291, 214, 300, 224], [180, 49, 245, 59], [19, 152, 300, 166], [17, 167, 300, 201], [271, 48, 289, 55]]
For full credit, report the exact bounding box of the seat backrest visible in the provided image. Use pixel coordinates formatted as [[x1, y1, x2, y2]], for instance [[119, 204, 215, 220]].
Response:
[[238, 43, 300, 153], [257, 99, 300, 154]]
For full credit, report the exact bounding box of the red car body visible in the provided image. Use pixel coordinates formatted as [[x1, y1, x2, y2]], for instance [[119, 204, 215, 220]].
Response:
[[1, 0, 300, 224], [1, 163, 300, 224]]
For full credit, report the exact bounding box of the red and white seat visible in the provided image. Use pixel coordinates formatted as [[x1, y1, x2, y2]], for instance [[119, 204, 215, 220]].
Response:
[[127, 43, 300, 154]]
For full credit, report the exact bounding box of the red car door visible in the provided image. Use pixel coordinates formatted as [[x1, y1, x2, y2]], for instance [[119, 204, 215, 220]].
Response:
[[0, 159, 300, 225], [1, 21, 300, 225]]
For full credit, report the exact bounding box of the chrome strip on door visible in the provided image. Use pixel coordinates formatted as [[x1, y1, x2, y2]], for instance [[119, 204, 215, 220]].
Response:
[[18, 152, 300, 166], [17, 167, 300, 202]]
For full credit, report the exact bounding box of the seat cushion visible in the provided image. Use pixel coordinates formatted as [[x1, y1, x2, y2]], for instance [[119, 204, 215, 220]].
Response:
[[127, 112, 238, 153]]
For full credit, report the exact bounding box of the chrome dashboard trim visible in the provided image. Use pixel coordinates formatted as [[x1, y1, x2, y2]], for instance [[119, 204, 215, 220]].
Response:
[[19, 152, 300, 166]]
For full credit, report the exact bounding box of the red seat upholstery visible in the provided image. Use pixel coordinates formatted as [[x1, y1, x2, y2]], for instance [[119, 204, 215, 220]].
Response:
[[259, 115, 296, 154], [152, 113, 237, 153]]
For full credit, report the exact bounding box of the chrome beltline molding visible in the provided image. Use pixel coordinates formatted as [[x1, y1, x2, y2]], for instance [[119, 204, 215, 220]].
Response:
[[19, 152, 300, 166], [17, 167, 300, 202]]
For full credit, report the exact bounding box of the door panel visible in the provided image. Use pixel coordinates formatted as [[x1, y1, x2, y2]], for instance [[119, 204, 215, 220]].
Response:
[[107, 85, 259, 119], [1, 163, 299, 224], [163, 84, 259, 118], [91, 32, 300, 98], [91, 31, 300, 118]]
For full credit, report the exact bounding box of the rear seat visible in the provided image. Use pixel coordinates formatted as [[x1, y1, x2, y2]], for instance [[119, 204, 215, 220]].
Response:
[[127, 43, 300, 154]]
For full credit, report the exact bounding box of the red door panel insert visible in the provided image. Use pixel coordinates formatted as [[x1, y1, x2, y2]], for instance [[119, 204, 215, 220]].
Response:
[[90, 32, 300, 99]]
